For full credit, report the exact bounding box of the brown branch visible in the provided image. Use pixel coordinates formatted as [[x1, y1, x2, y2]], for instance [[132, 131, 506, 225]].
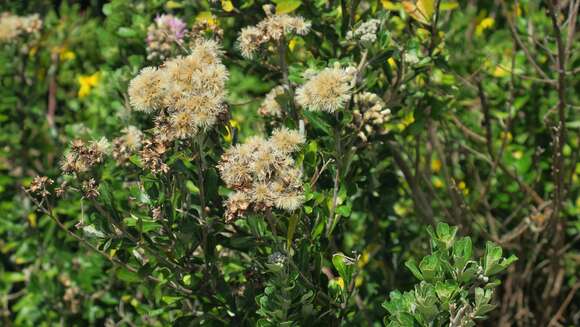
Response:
[[387, 141, 435, 225], [47, 52, 59, 128], [547, 0, 568, 222], [24, 190, 192, 296], [502, 2, 551, 81], [548, 282, 580, 327]]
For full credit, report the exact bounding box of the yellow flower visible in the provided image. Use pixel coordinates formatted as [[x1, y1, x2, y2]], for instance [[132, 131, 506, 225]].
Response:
[[492, 64, 509, 77], [397, 112, 415, 131], [358, 250, 370, 268], [224, 119, 240, 144], [28, 212, 37, 228], [512, 150, 524, 160], [77, 72, 101, 98], [475, 17, 494, 36], [501, 131, 513, 142], [196, 11, 217, 27], [221, 0, 234, 12], [457, 181, 469, 195], [433, 176, 444, 189], [288, 38, 297, 51], [381, 0, 401, 10], [431, 159, 442, 173], [355, 275, 364, 288], [387, 57, 397, 70], [336, 277, 345, 289], [60, 50, 76, 61]]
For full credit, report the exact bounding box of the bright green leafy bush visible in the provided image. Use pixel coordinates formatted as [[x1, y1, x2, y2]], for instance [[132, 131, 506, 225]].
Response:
[[0, 0, 578, 326], [383, 223, 517, 326]]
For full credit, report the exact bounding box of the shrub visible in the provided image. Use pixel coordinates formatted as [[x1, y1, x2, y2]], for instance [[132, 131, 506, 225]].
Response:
[[1, 0, 578, 325]]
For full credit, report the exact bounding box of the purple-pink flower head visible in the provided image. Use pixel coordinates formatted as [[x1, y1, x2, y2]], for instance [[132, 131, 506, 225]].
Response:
[[149, 14, 187, 42]]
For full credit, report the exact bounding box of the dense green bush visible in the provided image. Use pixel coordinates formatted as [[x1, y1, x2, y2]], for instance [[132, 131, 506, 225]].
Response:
[[1, 0, 578, 326]]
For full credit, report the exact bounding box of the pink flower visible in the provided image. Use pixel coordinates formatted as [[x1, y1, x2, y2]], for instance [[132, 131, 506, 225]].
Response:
[[156, 14, 186, 40]]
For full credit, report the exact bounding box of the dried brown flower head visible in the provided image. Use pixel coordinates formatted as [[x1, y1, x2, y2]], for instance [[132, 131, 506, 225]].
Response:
[[140, 139, 169, 175], [81, 178, 100, 199], [112, 126, 143, 165], [60, 138, 109, 175], [28, 176, 53, 198]]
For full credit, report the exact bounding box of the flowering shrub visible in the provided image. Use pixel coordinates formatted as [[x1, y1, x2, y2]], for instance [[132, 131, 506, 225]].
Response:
[[1, 0, 579, 326]]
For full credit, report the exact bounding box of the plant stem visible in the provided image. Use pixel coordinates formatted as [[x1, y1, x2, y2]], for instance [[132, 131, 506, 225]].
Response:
[[278, 39, 299, 123]]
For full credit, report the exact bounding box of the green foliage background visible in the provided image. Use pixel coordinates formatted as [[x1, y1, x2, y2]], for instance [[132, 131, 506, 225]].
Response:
[[0, 0, 578, 326]]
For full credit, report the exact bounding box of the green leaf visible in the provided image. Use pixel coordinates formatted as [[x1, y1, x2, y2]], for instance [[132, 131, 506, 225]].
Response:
[[303, 110, 332, 135], [332, 253, 355, 285], [116, 268, 140, 283], [274, 0, 302, 14], [405, 259, 423, 280], [117, 27, 137, 38], [419, 254, 441, 281], [287, 213, 299, 250], [162, 295, 182, 305]]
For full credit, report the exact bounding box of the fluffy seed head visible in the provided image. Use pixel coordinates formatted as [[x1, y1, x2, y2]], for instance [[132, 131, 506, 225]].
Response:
[[258, 86, 285, 117], [296, 65, 356, 113], [128, 67, 163, 113], [218, 129, 305, 222], [237, 14, 310, 59], [127, 40, 228, 141]]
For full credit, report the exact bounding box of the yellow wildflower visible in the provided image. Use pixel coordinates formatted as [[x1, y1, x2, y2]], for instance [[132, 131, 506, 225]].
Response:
[[492, 64, 509, 77], [431, 159, 442, 173], [397, 112, 415, 131], [60, 50, 75, 61], [387, 57, 397, 69], [28, 212, 37, 228], [433, 176, 444, 189], [336, 277, 345, 289], [475, 17, 494, 36], [457, 181, 469, 195], [355, 275, 364, 288], [512, 150, 524, 160], [224, 119, 240, 144], [358, 250, 370, 268], [381, 1, 401, 10], [221, 0, 234, 12], [196, 11, 217, 27], [78, 72, 101, 98], [289, 38, 297, 51]]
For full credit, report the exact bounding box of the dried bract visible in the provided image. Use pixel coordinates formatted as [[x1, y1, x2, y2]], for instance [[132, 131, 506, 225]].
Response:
[[81, 178, 100, 199]]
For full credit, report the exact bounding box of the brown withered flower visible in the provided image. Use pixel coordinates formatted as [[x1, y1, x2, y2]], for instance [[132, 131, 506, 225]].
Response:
[[28, 176, 53, 198], [140, 139, 169, 175], [81, 178, 100, 199]]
